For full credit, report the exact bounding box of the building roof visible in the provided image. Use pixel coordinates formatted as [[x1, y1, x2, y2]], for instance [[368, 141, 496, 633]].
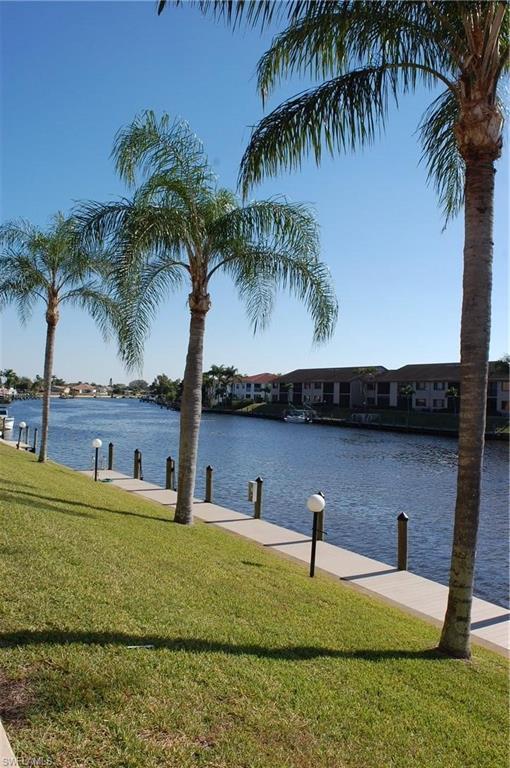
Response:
[[240, 373, 278, 384], [275, 367, 386, 384], [69, 383, 96, 391], [377, 362, 509, 382]]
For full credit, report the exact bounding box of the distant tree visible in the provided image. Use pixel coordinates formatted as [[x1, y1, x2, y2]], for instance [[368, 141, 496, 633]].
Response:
[[446, 386, 459, 416], [355, 367, 378, 410], [400, 384, 415, 427], [1, 369, 18, 388], [31, 374, 44, 393], [51, 375, 66, 387], [0, 214, 117, 461], [150, 374, 180, 401], [494, 355, 510, 373], [112, 383, 126, 395], [128, 379, 149, 392], [16, 376, 32, 392]]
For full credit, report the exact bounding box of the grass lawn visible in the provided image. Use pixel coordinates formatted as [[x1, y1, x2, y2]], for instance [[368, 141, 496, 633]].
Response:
[[0, 444, 508, 768]]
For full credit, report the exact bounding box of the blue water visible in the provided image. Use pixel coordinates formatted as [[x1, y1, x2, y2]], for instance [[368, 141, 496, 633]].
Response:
[[7, 398, 510, 608]]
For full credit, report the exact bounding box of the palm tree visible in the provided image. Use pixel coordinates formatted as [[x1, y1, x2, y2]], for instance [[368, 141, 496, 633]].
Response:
[[77, 111, 337, 526], [1, 369, 18, 389], [0, 214, 117, 461], [400, 384, 416, 427], [162, 0, 508, 659]]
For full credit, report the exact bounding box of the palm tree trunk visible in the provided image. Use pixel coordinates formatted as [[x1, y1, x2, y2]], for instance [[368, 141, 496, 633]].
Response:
[[174, 304, 208, 524], [439, 154, 495, 659], [38, 314, 58, 463]]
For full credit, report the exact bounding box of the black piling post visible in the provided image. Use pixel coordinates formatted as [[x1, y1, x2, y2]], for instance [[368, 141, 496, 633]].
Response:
[[205, 465, 213, 503], [166, 456, 176, 490], [108, 442, 114, 471], [254, 476, 263, 519], [133, 449, 141, 479], [32, 427, 38, 454], [397, 512, 409, 570]]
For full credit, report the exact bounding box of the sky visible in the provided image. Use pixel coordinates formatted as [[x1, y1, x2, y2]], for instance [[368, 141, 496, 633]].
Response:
[[1, 0, 508, 385]]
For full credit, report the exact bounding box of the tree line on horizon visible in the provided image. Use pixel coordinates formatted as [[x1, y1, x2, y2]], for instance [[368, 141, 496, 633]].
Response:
[[1, 1, 508, 659]]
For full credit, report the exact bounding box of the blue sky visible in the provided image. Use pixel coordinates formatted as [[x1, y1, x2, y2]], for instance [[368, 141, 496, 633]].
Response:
[[1, 0, 508, 384]]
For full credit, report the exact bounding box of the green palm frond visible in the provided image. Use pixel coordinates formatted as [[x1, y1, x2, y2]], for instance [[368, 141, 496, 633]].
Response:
[[218, 241, 338, 343], [157, 0, 332, 29], [113, 110, 215, 192], [240, 65, 406, 195], [115, 255, 186, 370], [419, 89, 464, 225], [257, 2, 452, 103], [208, 199, 319, 267], [62, 284, 119, 341]]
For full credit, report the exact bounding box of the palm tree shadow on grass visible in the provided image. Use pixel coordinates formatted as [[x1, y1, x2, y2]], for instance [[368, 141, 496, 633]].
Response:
[[0, 630, 447, 662], [0, 486, 172, 524]]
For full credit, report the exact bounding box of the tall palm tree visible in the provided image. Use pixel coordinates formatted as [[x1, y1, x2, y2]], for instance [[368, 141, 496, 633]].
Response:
[[77, 111, 337, 525], [161, 0, 508, 659], [0, 214, 117, 461]]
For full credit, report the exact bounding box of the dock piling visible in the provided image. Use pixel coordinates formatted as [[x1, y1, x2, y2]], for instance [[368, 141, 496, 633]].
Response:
[[205, 465, 213, 503], [108, 442, 114, 471], [133, 449, 141, 480], [165, 456, 176, 490], [254, 476, 263, 519], [397, 512, 409, 570], [32, 427, 38, 454]]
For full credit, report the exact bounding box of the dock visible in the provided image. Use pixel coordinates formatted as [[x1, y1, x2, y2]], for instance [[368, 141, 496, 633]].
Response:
[[79, 468, 509, 657]]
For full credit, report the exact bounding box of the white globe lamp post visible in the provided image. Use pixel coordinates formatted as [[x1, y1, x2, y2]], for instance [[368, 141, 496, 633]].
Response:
[[307, 492, 325, 577]]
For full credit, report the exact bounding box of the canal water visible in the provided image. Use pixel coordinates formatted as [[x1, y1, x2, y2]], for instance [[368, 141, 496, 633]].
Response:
[[7, 398, 510, 608]]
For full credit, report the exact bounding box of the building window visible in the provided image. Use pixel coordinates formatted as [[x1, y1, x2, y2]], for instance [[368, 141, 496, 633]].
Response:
[[501, 401, 509, 411], [245, 383, 251, 390], [415, 398, 427, 407], [416, 382, 426, 390], [366, 382, 375, 390], [304, 382, 310, 389], [487, 381, 497, 396], [433, 399, 445, 408], [433, 382, 445, 391], [502, 381, 509, 391], [314, 382, 322, 389]]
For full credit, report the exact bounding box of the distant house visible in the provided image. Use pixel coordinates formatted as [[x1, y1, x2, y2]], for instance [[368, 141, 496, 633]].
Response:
[[231, 373, 278, 401], [69, 383, 97, 396], [377, 362, 509, 415], [271, 367, 386, 407]]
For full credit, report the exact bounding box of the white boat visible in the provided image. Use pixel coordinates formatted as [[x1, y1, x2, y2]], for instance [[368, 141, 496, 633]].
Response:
[[0, 407, 14, 432], [283, 410, 313, 424]]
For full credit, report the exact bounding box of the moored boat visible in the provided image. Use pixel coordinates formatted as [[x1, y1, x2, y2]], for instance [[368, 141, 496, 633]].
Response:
[[283, 410, 313, 424], [0, 407, 15, 433]]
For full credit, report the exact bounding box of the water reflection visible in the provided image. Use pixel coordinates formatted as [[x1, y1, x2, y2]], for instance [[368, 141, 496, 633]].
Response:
[[8, 398, 509, 608]]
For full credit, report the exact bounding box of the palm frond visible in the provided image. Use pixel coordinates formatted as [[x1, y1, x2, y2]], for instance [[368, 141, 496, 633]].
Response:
[[240, 65, 403, 195], [115, 255, 186, 370], [208, 199, 319, 268], [113, 110, 215, 193], [419, 89, 464, 224], [62, 284, 119, 342], [157, 1, 333, 29], [218, 242, 338, 344]]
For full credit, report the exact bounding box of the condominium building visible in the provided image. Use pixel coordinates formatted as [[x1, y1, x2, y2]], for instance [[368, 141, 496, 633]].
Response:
[[271, 362, 509, 415], [232, 373, 278, 401]]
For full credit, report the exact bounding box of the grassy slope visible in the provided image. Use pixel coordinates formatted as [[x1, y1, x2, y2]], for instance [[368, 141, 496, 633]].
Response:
[[0, 444, 507, 768]]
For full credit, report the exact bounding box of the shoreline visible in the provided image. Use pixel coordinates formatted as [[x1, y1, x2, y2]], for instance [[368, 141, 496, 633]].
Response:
[[202, 406, 509, 441]]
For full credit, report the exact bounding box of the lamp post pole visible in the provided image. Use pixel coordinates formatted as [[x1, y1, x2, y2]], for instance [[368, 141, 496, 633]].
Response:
[[307, 493, 326, 578], [92, 438, 102, 482], [17, 421, 26, 450]]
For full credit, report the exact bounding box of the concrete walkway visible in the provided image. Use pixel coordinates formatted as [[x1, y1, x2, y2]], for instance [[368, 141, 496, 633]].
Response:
[[80, 469, 510, 657]]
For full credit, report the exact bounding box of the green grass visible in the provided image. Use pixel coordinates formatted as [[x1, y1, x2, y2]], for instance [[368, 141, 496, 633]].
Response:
[[0, 445, 508, 768]]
